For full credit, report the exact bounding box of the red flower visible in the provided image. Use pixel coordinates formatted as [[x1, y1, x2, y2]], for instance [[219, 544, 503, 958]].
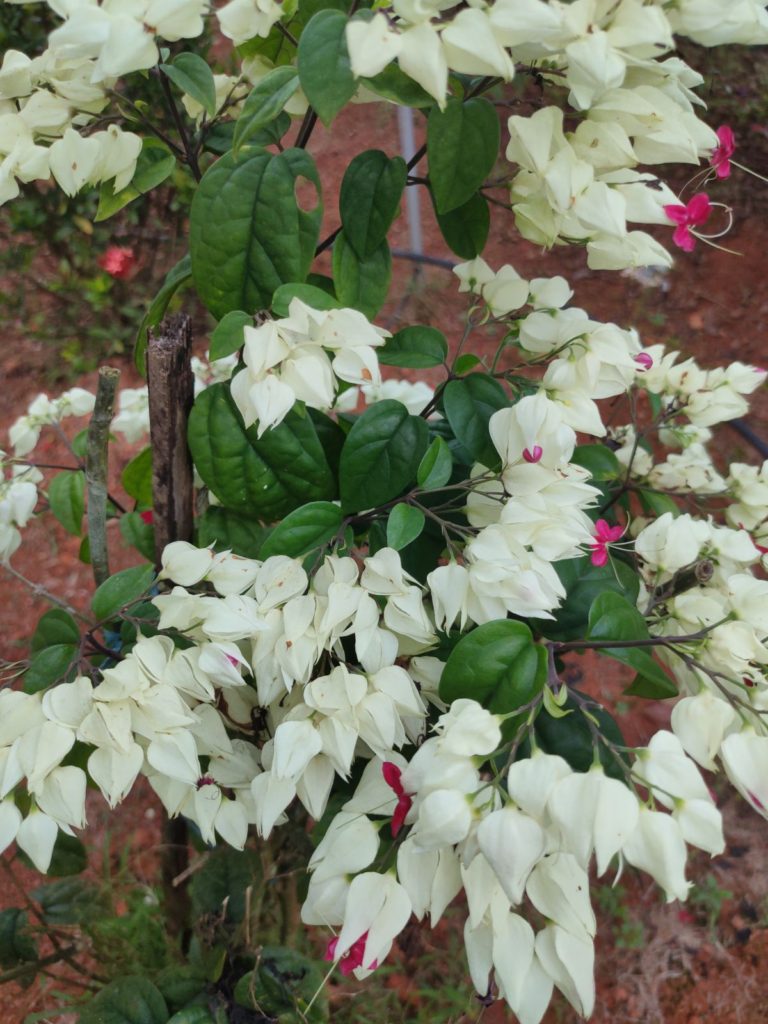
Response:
[[325, 932, 379, 975], [711, 125, 735, 180], [139, 509, 154, 525], [382, 761, 412, 838], [590, 519, 624, 568], [98, 246, 136, 279], [663, 193, 712, 253]]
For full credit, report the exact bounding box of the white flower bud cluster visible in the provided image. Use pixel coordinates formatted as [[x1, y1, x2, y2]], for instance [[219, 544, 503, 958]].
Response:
[[0, 455, 39, 563], [309, 701, 724, 1023], [228, 299, 389, 436]]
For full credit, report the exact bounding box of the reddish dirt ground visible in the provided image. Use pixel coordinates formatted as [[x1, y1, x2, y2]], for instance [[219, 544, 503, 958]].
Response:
[[2, 102, 768, 1022]]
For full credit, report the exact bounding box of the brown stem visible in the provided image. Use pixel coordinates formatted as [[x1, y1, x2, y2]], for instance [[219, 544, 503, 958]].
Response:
[[86, 366, 121, 587]]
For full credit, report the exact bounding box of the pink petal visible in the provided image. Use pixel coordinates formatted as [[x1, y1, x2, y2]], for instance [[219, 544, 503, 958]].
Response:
[[672, 224, 696, 252], [663, 203, 688, 225], [716, 125, 736, 155], [634, 353, 653, 371], [590, 544, 608, 567], [686, 192, 711, 224], [382, 761, 404, 796]]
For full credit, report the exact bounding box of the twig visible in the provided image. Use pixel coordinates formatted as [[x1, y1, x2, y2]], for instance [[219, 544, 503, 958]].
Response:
[[0, 563, 92, 624], [86, 367, 121, 587]]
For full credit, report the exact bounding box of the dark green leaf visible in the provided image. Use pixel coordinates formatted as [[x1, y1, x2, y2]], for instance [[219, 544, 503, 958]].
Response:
[[440, 620, 546, 715], [24, 645, 77, 693], [386, 503, 425, 550], [588, 592, 677, 698], [533, 691, 629, 780], [77, 977, 168, 1024], [119, 511, 156, 561], [362, 64, 434, 108], [443, 373, 507, 468], [44, 833, 88, 877], [332, 231, 391, 319], [189, 848, 262, 923], [339, 400, 429, 513], [32, 878, 103, 925], [31, 609, 79, 653], [417, 436, 453, 490], [196, 507, 269, 558], [161, 53, 217, 118], [453, 353, 482, 374], [96, 138, 176, 221], [379, 325, 448, 368], [134, 254, 192, 374], [297, 10, 356, 125], [271, 283, 341, 317], [78, 535, 91, 564], [307, 408, 346, 479], [92, 564, 155, 621], [48, 471, 84, 536], [188, 384, 335, 518], [155, 965, 209, 1013], [340, 150, 407, 259], [121, 447, 153, 507], [428, 98, 499, 213], [434, 190, 490, 259], [541, 556, 641, 643], [637, 487, 681, 518], [190, 148, 322, 320], [203, 112, 291, 155], [210, 310, 254, 361], [570, 444, 621, 482], [234, 947, 327, 1022], [167, 1009, 214, 1024], [259, 501, 344, 559], [233, 66, 300, 153], [0, 909, 36, 968]]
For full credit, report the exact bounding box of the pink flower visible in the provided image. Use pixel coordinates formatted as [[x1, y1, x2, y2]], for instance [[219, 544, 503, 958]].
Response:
[[663, 193, 712, 253], [325, 932, 379, 975], [634, 353, 653, 371], [98, 245, 136, 279], [139, 509, 154, 525], [589, 519, 624, 567], [382, 762, 412, 838], [522, 445, 543, 464], [711, 126, 735, 180]]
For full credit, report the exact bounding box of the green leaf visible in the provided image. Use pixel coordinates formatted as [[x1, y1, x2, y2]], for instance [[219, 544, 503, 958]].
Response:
[[134, 254, 192, 374], [332, 230, 391, 319], [167, 1009, 214, 1024], [210, 310, 254, 361], [297, 10, 356, 126], [204, 111, 291, 155], [233, 66, 300, 154], [79, 535, 91, 564], [637, 487, 681, 518], [0, 909, 36, 968], [189, 848, 262, 923], [188, 384, 335, 519], [434, 190, 490, 259], [196, 507, 269, 558], [259, 501, 344, 559], [379, 325, 448, 368], [121, 447, 153, 507], [119, 511, 156, 562], [339, 400, 429, 513], [307, 408, 346, 479], [31, 609, 79, 653], [190, 148, 322, 320], [155, 965, 209, 1013], [48, 470, 84, 536], [362, 64, 434, 108], [92, 564, 155, 621], [386, 503, 425, 550], [77, 977, 168, 1024], [440, 620, 547, 715], [588, 592, 677, 699], [417, 436, 453, 489], [161, 53, 217, 118], [271, 282, 341, 317], [340, 150, 407, 259], [541, 556, 641, 643], [427, 98, 499, 214], [570, 444, 621, 482], [443, 373, 508, 469], [24, 644, 77, 693], [96, 138, 176, 221], [453, 353, 482, 374]]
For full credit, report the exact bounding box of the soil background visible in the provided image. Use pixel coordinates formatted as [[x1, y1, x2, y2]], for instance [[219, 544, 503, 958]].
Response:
[[2, 97, 768, 1023]]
